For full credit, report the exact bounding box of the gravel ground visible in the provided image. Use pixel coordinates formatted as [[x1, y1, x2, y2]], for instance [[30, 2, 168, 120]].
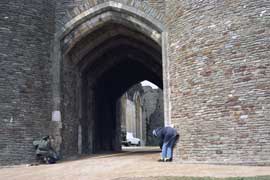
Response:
[[1, 147, 270, 180], [113, 177, 270, 180]]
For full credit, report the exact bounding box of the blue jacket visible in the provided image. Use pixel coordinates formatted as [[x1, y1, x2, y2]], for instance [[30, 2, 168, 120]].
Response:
[[153, 127, 178, 143]]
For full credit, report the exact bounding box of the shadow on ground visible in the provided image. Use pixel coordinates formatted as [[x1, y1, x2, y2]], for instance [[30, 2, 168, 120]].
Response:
[[59, 146, 160, 162]]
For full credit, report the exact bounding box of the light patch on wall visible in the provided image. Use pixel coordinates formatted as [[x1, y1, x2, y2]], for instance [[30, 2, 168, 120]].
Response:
[[240, 115, 248, 120], [52, 111, 61, 122], [110, 1, 123, 9], [151, 30, 161, 41], [260, 10, 266, 17], [141, 80, 158, 89]]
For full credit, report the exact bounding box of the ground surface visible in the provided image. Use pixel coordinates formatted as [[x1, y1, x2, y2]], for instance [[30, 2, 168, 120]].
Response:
[[115, 177, 270, 180], [1, 147, 270, 180]]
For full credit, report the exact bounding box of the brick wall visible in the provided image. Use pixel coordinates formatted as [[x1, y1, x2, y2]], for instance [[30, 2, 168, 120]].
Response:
[[55, 0, 165, 30], [1, 0, 270, 166], [0, 0, 55, 165], [166, 0, 270, 165]]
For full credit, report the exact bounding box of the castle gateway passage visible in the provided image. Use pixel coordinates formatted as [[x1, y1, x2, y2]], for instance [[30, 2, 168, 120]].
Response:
[[0, 0, 269, 166]]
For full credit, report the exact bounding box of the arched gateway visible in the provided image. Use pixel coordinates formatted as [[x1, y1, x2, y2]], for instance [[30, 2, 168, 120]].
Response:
[[50, 1, 170, 156], [1, 0, 269, 166]]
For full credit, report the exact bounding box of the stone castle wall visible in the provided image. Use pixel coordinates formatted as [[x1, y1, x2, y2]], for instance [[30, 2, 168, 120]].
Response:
[[55, 0, 165, 30], [166, 0, 270, 165], [0, 0, 55, 165], [0, 0, 269, 165]]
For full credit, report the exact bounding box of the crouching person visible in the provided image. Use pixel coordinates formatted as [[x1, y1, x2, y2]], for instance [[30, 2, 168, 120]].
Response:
[[33, 136, 59, 164], [153, 126, 178, 162]]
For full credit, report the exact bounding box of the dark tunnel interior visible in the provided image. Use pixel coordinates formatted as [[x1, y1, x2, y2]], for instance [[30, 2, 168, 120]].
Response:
[[92, 57, 162, 152], [65, 23, 163, 154]]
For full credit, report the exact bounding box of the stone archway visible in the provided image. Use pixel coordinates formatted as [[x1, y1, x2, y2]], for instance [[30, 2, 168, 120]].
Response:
[[50, 1, 169, 156]]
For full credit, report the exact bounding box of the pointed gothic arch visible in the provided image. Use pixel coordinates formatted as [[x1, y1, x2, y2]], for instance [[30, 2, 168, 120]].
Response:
[[50, 1, 170, 155]]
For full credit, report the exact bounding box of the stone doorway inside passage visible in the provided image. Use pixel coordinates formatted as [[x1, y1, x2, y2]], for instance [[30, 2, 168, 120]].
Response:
[[51, 2, 170, 157], [120, 81, 164, 148]]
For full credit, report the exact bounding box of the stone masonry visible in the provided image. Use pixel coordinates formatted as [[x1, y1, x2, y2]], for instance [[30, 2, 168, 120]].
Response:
[[166, 0, 270, 165], [0, 0, 55, 165], [0, 0, 269, 165]]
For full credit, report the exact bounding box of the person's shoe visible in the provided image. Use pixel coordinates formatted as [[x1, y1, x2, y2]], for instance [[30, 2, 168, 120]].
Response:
[[158, 158, 165, 162], [165, 158, 172, 162]]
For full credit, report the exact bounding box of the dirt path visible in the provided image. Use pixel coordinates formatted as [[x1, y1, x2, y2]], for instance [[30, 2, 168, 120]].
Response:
[[1, 147, 270, 180]]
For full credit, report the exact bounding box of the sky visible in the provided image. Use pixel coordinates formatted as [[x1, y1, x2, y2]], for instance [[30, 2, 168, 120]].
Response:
[[140, 80, 158, 89]]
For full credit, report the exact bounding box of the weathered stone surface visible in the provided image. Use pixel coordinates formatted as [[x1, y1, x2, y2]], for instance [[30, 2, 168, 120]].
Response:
[[0, 0, 269, 166], [0, 0, 55, 165], [166, 0, 270, 165], [55, 0, 165, 31]]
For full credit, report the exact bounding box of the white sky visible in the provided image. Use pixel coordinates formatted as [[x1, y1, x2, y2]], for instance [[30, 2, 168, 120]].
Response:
[[140, 80, 158, 89]]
